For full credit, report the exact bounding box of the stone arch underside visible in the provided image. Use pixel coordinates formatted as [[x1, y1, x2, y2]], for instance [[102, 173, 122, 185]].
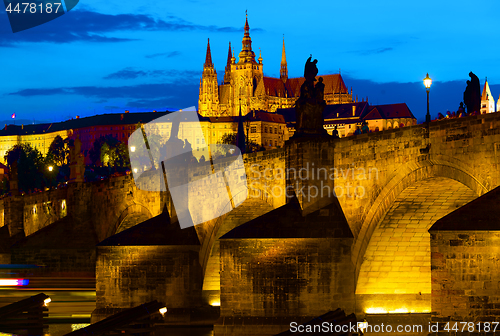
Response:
[[202, 198, 273, 306], [355, 177, 477, 313], [352, 156, 488, 276], [111, 203, 153, 236]]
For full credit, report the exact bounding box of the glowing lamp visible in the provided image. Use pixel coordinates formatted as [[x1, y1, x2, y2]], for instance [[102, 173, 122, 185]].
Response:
[[44, 297, 51, 306], [133, 168, 138, 174], [159, 307, 167, 315], [130, 146, 136, 152], [48, 165, 53, 172], [423, 73, 432, 90]]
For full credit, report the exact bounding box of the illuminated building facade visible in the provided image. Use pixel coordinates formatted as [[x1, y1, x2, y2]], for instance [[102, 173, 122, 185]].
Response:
[[278, 101, 416, 137], [0, 110, 287, 165], [198, 14, 353, 117]]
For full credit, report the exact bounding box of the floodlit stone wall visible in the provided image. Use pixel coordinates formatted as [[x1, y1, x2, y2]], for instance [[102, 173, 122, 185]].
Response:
[[431, 231, 500, 322]]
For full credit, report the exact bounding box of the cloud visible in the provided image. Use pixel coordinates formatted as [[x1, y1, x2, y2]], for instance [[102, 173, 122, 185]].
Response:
[[145, 51, 181, 59], [103, 68, 199, 81], [8, 82, 200, 109], [0, 9, 248, 46], [104, 105, 122, 110], [104, 68, 148, 80], [350, 47, 394, 56]]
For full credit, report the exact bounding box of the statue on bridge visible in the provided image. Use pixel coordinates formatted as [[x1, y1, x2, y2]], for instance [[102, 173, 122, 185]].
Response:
[[463, 72, 481, 115], [292, 56, 328, 138]]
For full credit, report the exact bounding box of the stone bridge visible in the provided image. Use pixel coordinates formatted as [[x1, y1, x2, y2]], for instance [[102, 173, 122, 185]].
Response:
[[2, 112, 500, 314]]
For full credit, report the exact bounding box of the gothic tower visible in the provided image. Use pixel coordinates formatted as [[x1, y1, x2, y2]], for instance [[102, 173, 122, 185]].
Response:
[[199, 38, 219, 117], [280, 36, 288, 82], [227, 12, 264, 116], [223, 42, 232, 84]]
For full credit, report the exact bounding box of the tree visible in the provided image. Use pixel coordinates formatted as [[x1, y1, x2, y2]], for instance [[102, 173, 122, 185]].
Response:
[[4, 143, 45, 192], [218, 132, 260, 155], [46, 135, 69, 166], [89, 135, 130, 170]]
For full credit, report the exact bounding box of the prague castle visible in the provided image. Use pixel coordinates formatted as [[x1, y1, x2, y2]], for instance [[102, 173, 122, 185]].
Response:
[[198, 13, 353, 117]]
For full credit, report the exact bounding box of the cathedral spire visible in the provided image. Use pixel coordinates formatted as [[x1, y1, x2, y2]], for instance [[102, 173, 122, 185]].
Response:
[[238, 11, 256, 64], [204, 38, 213, 67], [226, 41, 232, 65], [244, 10, 250, 37], [280, 35, 288, 81], [224, 41, 232, 84]]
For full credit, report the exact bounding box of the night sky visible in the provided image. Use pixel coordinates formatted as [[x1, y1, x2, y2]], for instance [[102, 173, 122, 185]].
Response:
[[0, 0, 499, 125]]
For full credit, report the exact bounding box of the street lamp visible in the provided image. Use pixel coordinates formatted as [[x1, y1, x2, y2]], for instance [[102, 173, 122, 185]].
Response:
[[423, 73, 432, 123], [48, 165, 53, 172]]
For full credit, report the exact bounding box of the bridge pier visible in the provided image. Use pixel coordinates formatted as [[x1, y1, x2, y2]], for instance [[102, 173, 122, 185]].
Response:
[[216, 195, 355, 336]]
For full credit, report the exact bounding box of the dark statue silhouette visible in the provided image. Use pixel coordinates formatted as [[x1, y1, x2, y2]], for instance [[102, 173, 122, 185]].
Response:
[[293, 56, 328, 137], [463, 72, 481, 115]]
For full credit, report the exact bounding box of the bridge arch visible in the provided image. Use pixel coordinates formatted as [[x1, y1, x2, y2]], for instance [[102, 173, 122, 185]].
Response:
[[108, 203, 153, 236], [355, 176, 477, 313], [352, 155, 488, 277], [201, 197, 273, 306]]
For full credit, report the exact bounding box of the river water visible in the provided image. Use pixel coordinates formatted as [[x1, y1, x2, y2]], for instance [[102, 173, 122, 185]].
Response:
[[0, 275, 213, 336]]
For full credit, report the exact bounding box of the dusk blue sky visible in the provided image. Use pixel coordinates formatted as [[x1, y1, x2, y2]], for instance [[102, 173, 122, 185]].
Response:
[[1, 0, 499, 124]]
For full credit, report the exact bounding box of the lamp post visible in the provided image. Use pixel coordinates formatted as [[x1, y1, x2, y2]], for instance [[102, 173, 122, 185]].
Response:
[[423, 73, 432, 123]]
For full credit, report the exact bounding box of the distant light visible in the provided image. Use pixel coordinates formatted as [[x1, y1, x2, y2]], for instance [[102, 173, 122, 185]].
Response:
[[0, 279, 29, 286], [48, 166, 53, 172], [130, 146, 136, 152], [153, 110, 157, 112], [76, 116, 79, 119], [133, 168, 138, 174], [44, 297, 51, 306], [358, 320, 368, 333], [125, 110, 129, 113], [159, 307, 167, 315], [210, 300, 221, 307], [33, 205, 36, 214]]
